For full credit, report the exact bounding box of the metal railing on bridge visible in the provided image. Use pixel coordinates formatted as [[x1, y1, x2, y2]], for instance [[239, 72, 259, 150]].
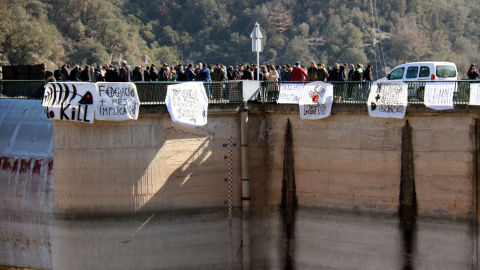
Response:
[[259, 80, 477, 105], [1, 79, 478, 106], [0, 80, 244, 104], [134, 81, 243, 104], [0, 80, 46, 99]]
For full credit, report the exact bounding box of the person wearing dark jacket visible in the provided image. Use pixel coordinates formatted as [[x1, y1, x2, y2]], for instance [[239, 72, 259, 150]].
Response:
[[44, 70, 55, 84], [143, 66, 150, 81], [54, 66, 62, 81], [352, 64, 364, 81], [79, 65, 91, 81], [328, 64, 342, 81], [176, 65, 186, 81], [132, 66, 143, 81], [119, 60, 133, 82], [149, 66, 159, 81], [212, 63, 226, 82], [364, 64, 373, 81], [159, 63, 169, 81], [185, 63, 196, 81], [307, 61, 318, 81], [68, 65, 80, 81], [241, 65, 254, 80], [467, 64, 480, 80], [60, 64, 69, 81], [105, 65, 119, 82], [316, 63, 329, 81], [348, 64, 355, 81], [95, 68, 104, 82], [227, 66, 235, 81]]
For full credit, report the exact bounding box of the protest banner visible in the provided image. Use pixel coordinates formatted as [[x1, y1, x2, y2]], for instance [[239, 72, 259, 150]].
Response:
[[469, 83, 480, 106], [277, 83, 304, 104], [165, 82, 208, 126], [42, 82, 97, 123], [299, 81, 333, 120], [424, 82, 455, 110], [367, 81, 408, 119], [95, 82, 140, 120]]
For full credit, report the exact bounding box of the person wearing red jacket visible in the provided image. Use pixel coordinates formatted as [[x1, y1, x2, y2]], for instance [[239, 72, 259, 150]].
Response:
[[290, 62, 308, 82]]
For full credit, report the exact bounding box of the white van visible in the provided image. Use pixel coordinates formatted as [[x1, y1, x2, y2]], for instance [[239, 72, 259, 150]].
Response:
[[381, 61, 458, 81], [378, 61, 459, 98]]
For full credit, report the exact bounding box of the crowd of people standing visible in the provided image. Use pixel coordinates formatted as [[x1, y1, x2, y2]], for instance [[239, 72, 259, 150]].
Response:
[[45, 60, 375, 83]]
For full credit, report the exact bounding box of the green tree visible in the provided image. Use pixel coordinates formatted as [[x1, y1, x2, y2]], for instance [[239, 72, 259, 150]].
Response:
[[1, 0, 63, 65], [276, 36, 313, 65], [153, 44, 180, 66], [70, 39, 111, 66], [388, 17, 430, 63]]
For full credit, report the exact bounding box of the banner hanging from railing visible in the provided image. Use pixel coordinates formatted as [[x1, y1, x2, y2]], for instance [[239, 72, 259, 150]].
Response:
[[95, 82, 140, 120], [277, 83, 304, 104], [299, 81, 333, 120], [469, 83, 480, 106], [165, 82, 208, 126], [42, 82, 97, 123], [367, 81, 408, 119], [424, 82, 455, 110]]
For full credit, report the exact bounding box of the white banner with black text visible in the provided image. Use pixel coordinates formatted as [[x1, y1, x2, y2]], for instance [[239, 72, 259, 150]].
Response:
[[424, 82, 455, 110], [165, 82, 208, 126], [469, 83, 480, 106], [277, 83, 304, 104], [42, 82, 97, 123], [95, 82, 140, 120], [367, 81, 408, 119]]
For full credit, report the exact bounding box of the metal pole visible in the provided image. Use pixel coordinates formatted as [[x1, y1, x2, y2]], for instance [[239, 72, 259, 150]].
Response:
[[256, 24, 260, 81]]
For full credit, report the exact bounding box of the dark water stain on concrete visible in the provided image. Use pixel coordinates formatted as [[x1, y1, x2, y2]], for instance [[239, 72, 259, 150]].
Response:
[[399, 120, 417, 270], [281, 119, 298, 269]]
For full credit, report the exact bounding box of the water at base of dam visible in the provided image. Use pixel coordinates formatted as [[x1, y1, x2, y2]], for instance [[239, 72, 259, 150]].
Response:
[[17, 207, 467, 270]]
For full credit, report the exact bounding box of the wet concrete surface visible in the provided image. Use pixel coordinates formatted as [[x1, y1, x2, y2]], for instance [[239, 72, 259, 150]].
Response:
[[49, 208, 473, 270]]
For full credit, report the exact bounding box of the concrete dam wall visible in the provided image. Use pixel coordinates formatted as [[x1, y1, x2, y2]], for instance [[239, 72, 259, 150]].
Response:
[[53, 107, 476, 219], [1, 98, 479, 269], [0, 100, 53, 270]]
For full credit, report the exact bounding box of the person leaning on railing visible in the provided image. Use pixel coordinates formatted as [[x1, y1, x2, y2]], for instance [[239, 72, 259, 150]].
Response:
[[268, 64, 280, 100]]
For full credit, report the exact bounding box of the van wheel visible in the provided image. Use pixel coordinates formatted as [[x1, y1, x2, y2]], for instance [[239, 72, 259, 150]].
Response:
[[417, 86, 425, 101]]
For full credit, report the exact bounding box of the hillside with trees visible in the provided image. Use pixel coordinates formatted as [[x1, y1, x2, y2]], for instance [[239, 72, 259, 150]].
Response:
[[1, 0, 479, 78]]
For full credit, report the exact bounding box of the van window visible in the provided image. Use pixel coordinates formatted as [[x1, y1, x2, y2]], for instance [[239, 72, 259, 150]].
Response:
[[406, 67, 419, 79], [389, 67, 405, 80], [419, 66, 430, 77], [436, 66, 457, 78]]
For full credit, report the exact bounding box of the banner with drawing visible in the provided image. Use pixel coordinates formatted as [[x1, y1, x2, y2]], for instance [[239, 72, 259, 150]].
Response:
[[424, 82, 455, 110], [367, 81, 408, 119], [298, 81, 333, 120], [42, 82, 97, 123], [469, 83, 480, 105], [95, 82, 140, 120], [165, 82, 208, 126], [277, 83, 304, 104]]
